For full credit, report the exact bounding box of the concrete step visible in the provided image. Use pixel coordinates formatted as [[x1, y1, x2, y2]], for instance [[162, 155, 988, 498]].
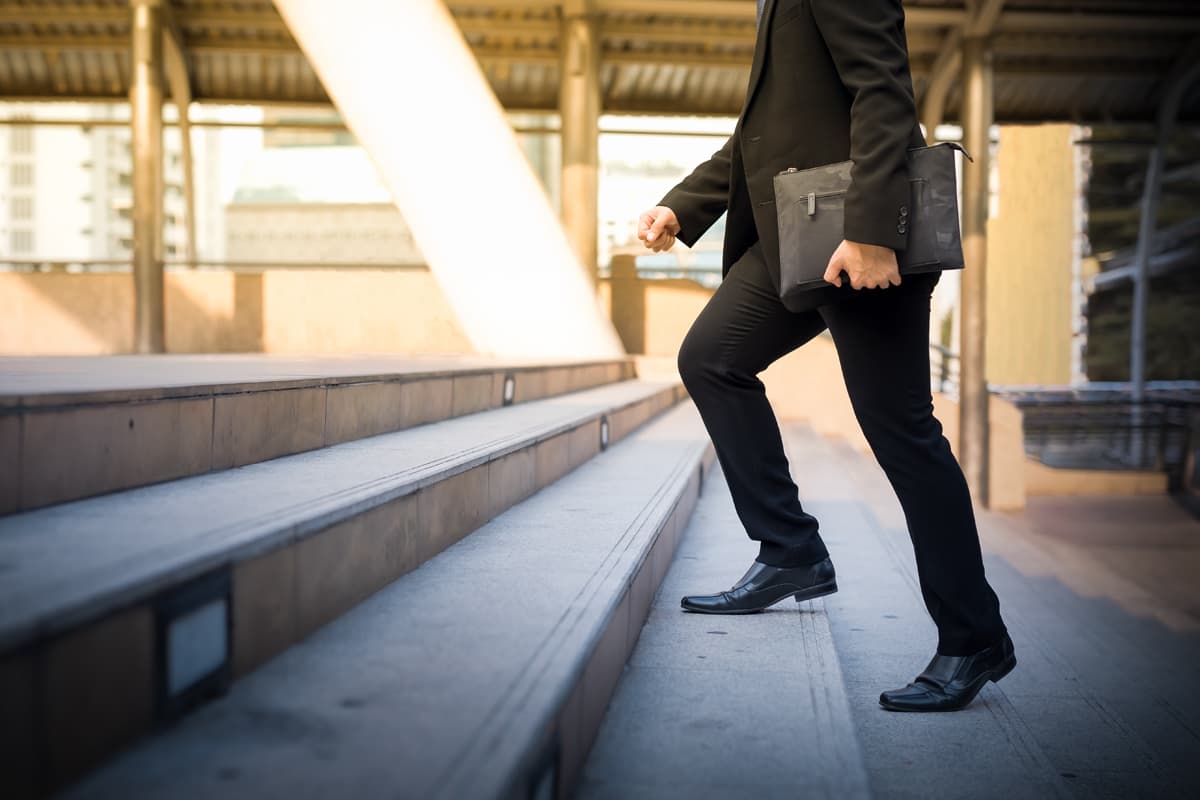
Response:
[[0, 375, 682, 797], [576, 458, 870, 800], [54, 400, 716, 800], [0, 353, 637, 513], [783, 424, 1074, 799], [810, 430, 1200, 798]]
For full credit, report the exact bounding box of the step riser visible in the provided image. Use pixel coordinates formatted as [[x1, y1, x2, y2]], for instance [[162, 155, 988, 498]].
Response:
[[437, 442, 717, 800], [1, 384, 682, 799], [2, 360, 636, 515], [553, 445, 715, 800]]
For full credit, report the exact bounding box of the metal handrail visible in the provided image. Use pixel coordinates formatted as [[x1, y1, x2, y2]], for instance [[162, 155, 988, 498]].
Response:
[[998, 387, 1200, 483], [0, 259, 427, 272]]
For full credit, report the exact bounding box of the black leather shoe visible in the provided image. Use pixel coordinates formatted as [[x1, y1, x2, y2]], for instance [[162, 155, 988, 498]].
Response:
[[680, 557, 837, 614], [878, 632, 1016, 712]]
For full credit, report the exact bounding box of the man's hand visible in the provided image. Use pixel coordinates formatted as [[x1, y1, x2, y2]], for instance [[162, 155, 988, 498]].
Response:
[[637, 206, 681, 252], [823, 240, 902, 289]]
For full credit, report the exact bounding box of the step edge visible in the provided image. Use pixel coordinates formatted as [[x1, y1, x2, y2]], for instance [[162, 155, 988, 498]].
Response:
[[5, 357, 638, 410], [436, 438, 712, 800], [5, 359, 641, 515], [0, 382, 682, 654]]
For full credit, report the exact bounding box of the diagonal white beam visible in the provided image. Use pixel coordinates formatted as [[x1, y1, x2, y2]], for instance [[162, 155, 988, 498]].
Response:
[[272, 0, 625, 359]]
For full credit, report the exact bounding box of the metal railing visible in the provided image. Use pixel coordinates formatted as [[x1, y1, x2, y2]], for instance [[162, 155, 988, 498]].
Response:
[[930, 343, 959, 396], [0, 258, 427, 272], [997, 385, 1200, 490]]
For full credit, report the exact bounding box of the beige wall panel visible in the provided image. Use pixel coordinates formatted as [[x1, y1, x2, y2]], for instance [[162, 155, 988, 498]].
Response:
[[260, 270, 472, 354], [986, 124, 1077, 386], [0, 270, 471, 356]]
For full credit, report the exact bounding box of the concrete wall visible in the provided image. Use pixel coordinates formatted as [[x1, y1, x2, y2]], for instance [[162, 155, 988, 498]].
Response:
[[986, 124, 1078, 386], [1024, 460, 1168, 496], [0, 269, 471, 355]]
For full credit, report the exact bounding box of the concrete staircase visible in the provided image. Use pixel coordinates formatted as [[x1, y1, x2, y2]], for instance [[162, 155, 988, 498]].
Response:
[[16, 356, 1188, 799], [0, 355, 713, 798], [1, 355, 639, 513]]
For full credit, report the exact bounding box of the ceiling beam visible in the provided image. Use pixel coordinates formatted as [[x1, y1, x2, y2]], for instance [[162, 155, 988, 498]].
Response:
[[3, 4, 1197, 41], [0, 33, 302, 54], [0, 32, 1174, 74], [922, 0, 1006, 138]]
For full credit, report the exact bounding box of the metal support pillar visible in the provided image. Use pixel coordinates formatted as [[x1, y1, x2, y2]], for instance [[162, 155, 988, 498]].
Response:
[[1131, 54, 1200, 401], [559, 1, 602, 284], [1129, 48, 1200, 465], [129, 0, 165, 353], [920, 1, 1004, 144], [921, 29, 961, 142], [959, 33, 995, 507]]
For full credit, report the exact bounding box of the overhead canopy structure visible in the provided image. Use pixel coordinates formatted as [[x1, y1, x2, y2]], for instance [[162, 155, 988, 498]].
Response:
[[0, 0, 1198, 123]]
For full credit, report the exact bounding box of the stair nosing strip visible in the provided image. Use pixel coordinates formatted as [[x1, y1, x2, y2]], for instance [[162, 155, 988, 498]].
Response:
[[434, 433, 708, 800], [6, 356, 635, 410]]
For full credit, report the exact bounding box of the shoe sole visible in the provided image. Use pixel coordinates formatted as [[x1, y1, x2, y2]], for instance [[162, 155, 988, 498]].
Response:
[[679, 580, 838, 615], [877, 652, 1017, 713]]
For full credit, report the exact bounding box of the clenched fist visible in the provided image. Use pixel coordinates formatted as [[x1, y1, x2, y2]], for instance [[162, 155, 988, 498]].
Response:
[[637, 206, 681, 253], [823, 239, 902, 290]]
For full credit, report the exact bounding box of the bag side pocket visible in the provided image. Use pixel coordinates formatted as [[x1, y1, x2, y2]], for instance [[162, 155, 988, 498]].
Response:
[[777, 189, 847, 297], [901, 145, 966, 274], [901, 177, 939, 269]]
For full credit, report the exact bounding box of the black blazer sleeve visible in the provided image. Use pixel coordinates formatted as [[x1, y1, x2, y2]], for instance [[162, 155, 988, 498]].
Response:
[[809, 0, 919, 252], [656, 134, 734, 248]]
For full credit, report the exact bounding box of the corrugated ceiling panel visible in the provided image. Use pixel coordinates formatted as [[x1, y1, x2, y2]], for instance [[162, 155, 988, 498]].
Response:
[[0, 1, 1196, 121]]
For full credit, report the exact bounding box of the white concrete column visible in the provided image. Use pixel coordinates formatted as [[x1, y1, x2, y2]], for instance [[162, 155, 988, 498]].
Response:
[[272, 0, 624, 359]]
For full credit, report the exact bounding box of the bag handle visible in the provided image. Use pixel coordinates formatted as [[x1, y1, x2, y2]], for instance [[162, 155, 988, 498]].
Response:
[[909, 141, 974, 163]]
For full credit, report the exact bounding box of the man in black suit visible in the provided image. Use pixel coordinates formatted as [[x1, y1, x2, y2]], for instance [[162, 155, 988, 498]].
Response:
[[636, 0, 1014, 712]]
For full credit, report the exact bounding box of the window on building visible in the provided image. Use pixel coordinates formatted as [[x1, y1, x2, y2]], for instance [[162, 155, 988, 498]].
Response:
[[10, 126, 33, 154], [10, 229, 34, 253], [10, 196, 33, 220], [10, 162, 33, 186]]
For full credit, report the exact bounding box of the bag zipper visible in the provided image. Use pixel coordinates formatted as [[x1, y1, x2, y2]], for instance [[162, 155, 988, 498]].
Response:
[[775, 170, 846, 217], [778, 140, 974, 178]]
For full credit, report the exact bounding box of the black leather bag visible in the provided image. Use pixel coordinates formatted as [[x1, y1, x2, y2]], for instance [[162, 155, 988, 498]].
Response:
[[772, 141, 972, 311]]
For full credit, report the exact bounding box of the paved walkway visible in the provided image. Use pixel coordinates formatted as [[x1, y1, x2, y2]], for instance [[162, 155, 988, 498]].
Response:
[[583, 421, 1200, 799], [992, 493, 1200, 632]]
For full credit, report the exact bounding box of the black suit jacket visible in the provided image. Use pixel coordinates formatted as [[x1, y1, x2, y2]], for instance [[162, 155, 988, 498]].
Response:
[[658, 0, 926, 294]]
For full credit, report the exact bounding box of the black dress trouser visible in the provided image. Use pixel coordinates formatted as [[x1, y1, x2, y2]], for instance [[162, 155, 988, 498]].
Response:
[[676, 238, 1007, 656]]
